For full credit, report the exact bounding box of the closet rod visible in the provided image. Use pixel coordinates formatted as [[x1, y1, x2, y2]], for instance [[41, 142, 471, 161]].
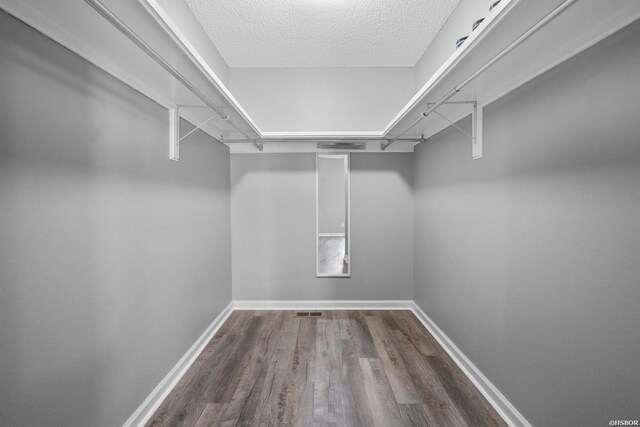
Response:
[[382, 0, 578, 150], [82, 0, 262, 150]]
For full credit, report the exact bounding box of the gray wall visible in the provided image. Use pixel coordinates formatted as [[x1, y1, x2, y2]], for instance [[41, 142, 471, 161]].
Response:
[[229, 67, 415, 132], [231, 153, 413, 300], [413, 21, 640, 427], [0, 11, 232, 427]]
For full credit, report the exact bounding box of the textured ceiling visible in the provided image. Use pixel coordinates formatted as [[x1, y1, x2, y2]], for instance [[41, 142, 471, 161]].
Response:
[[183, 0, 461, 68]]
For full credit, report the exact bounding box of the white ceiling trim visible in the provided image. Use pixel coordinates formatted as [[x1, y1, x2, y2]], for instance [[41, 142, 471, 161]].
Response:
[[140, 0, 527, 141], [261, 131, 384, 138], [145, 0, 393, 138], [143, 0, 410, 139], [143, 0, 263, 135], [141, 0, 479, 140], [381, 0, 513, 135]]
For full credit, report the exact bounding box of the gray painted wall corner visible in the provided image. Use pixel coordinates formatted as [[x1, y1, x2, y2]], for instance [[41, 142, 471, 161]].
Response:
[[412, 20, 640, 427], [0, 11, 232, 426]]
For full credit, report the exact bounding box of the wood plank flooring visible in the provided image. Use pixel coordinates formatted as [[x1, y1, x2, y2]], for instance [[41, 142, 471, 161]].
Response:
[[147, 311, 506, 427]]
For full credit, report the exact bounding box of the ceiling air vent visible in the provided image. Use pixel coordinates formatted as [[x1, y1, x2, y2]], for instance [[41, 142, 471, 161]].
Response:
[[316, 142, 366, 150]]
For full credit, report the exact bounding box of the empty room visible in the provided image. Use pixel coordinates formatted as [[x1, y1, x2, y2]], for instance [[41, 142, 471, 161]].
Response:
[[1, 0, 639, 426]]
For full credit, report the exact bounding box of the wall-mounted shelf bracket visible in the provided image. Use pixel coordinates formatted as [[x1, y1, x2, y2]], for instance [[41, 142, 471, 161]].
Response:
[[428, 101, 483, 159], [169, 106, 226, 161], [381, 0, 584, 156], [382, 101, 483, 158], [169, 108, 180, 161], [472, 102, 483, 160]]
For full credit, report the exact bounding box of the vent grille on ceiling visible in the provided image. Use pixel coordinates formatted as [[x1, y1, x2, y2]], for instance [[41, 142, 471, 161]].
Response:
[[316, 142, 366, 150]]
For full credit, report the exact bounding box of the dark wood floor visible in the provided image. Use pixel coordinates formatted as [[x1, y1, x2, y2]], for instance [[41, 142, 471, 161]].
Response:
[[147, 310, 506, 427]]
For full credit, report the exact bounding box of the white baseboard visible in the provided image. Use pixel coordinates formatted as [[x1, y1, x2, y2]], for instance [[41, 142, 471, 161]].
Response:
[[410, 302, 531, 427], [122, 301, 234, 427], [232, 300, 413, 310]]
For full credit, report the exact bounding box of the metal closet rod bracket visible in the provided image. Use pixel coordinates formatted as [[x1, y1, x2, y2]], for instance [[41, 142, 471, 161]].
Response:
[[382, 135, 427, 151], [169, 106, 263, 160], [169, 105, 228, 161], [429, 101, 483, 160], [380, 0, 578, 156], [81, 0, 262, 160], [381, 101, 483, 159]]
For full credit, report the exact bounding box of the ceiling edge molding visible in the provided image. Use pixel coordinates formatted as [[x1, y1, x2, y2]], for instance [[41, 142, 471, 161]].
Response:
[[142, 0, 263, 135], [260, 131, 385, 138], [139, 0, 447, 139]]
